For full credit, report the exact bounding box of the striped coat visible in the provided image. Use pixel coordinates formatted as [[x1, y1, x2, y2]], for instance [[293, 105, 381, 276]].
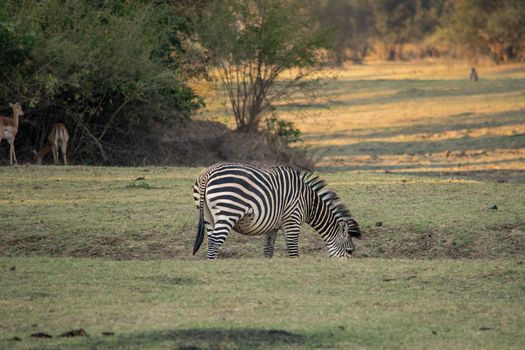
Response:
[[193, 163, 361, 259]]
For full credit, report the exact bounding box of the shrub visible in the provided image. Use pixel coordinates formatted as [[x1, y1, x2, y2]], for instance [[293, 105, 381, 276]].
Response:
[[0, 0, 204, 164]]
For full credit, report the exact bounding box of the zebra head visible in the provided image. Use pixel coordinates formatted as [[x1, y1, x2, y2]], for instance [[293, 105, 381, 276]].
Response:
[[330, 218, 361, 257]]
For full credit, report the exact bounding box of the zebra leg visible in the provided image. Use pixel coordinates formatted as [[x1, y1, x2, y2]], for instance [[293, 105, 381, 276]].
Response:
[[264, 230, 278, 258], [283, 221, 301, 257], [207, 215, 237, 259]]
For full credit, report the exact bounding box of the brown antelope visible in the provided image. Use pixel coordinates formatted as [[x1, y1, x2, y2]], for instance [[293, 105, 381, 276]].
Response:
[[0, 102, 24, 166], [36, 123, 69, 165]]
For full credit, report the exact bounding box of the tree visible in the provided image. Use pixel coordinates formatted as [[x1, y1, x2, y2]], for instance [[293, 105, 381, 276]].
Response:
[[313, 0, 374, 65], [443, 0, 525, 63], [197, 0, 327, 132], [0, 0, 204, 164]]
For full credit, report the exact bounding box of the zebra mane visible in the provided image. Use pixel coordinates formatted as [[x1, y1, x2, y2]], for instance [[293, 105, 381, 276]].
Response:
[[302, 172, 352, 220]]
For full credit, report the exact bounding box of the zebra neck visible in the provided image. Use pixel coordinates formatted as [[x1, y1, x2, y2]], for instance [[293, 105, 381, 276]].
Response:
[[306, 193, 339, 240]]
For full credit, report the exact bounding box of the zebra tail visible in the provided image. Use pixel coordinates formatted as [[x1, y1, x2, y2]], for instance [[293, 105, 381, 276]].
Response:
[[193, 205, 205, 255]]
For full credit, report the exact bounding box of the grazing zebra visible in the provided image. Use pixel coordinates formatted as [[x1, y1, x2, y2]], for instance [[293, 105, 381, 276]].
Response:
[[192, 162, 361, 259]]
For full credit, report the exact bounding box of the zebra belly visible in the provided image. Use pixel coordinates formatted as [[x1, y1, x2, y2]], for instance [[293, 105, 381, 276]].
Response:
[[233, 215, 280, 236]]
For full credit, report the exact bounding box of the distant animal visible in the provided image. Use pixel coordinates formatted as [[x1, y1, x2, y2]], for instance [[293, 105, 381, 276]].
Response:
[[470, 67, 479, 82], [35, 123, 69, 165], [0, 102, 24, 166], [192, 162, 361, 259]]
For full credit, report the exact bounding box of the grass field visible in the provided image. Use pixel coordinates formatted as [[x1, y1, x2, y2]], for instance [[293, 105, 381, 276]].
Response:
[[0, 166, 524, 349], [1, 61, 525, 349], [199, 61, 525, 181], [1, 257, 524, 349]]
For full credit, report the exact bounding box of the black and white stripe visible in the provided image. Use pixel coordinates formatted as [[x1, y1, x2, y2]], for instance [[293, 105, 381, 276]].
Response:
[[193, 162, 361, 259]]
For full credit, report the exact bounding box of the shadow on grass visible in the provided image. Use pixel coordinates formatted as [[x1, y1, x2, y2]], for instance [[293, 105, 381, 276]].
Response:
[[279, 78, 525, 111], [69, 328, 316, 350], [322, 158, 525, 172], [350, 110, 525, 140], [309, 105, 525, 183], [303, 109, 525, 149]]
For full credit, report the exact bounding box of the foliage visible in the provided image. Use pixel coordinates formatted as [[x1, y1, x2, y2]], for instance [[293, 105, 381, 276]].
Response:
[[313, 0, 375, 65], [442, 0, 525, 63], [311, 0, 446, 63], [265, 112, 302, 144], [0, 0, 204, 164], [370, 0, 446, 60], [197, 0, 328, 132], [312, 0, 525, 63]]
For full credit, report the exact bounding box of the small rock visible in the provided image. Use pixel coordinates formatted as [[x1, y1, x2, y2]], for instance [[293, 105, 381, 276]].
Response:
[[30, 332, 52, 338], [489, 205, 498, 210], [59, 328, 88, 337], [431, 330, 437, 335], [375, 221, 383, 227], [9, 266, 16, 271]]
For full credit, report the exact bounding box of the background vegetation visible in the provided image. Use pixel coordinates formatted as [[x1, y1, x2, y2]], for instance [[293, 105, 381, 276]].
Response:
[[0, 0, 204, 164], [1, 0, 524, 166], [313, 0, 525, 64]]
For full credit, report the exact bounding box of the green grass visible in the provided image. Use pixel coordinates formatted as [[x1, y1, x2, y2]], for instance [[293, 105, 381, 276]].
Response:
[[1, 166, 523, 259], [1, 257, 523, 349], [0, 166, 524, 348], [2, 62, 525, 349]]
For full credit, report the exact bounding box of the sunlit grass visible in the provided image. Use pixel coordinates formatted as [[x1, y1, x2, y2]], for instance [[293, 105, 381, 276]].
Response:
[[195, 61, 525, 177]]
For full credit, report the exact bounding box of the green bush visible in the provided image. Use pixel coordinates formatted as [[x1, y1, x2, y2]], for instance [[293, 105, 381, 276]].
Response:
[[265, 113, 302, 144], [0, 0, 204, 164]]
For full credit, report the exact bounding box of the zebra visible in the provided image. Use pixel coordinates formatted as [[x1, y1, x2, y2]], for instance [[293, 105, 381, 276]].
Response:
[[192, 162, 361, 259]]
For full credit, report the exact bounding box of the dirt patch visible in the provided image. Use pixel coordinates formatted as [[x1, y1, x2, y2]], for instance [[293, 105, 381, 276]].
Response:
[[358, 227, 469, 259], [491, 223, 525, 257], [165, 328, 307, 349], [3, 223, 522, 260], [356, 224, 525, 259], [9, 234, 50, 245], [59, 328, 88, 337], [30, 332, 52, 338]]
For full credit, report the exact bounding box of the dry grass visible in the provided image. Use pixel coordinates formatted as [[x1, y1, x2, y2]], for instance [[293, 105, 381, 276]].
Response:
[[197, 60, 525, 181]]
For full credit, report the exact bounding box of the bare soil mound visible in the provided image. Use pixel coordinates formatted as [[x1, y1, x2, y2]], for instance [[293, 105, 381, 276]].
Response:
[[144, 120, 313, 169]]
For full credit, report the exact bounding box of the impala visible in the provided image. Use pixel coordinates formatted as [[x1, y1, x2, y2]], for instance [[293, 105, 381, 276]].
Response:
[[0, 102, 24, 166], [36, 123, 69, 165]]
